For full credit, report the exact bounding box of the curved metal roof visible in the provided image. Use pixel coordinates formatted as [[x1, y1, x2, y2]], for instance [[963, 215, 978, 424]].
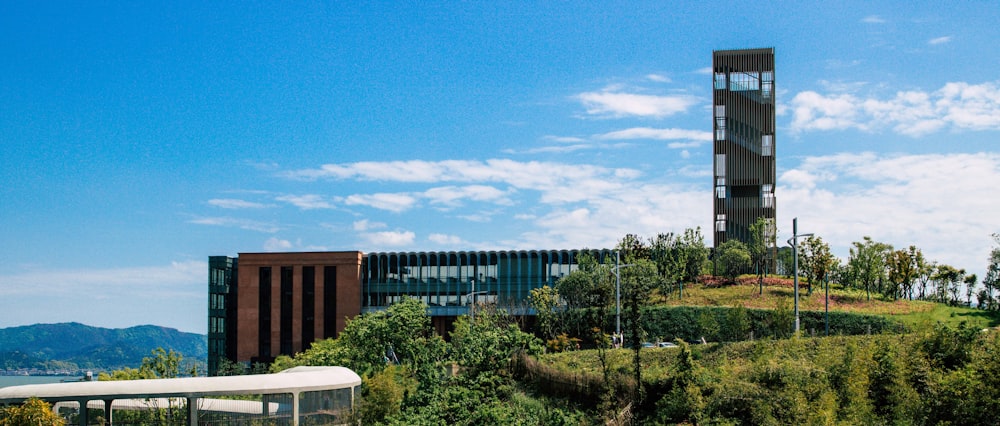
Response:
[[0, 366, 360, 404]]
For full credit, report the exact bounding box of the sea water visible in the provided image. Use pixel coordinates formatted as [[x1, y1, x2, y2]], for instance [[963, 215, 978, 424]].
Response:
[[0, 375, 72, 389]]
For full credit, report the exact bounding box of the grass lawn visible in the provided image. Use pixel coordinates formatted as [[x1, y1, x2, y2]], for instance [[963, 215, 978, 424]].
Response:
[[651, 275, 1000, 331]]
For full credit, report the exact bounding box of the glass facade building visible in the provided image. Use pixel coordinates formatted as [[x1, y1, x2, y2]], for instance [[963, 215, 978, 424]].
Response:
[[208, 249, 613, 375], [361, 249, 614, 316], [208, 256, 237, 376], [712, 48, 777, 251]]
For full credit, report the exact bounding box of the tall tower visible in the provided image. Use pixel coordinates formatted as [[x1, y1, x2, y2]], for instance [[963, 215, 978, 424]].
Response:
[[712, 48, 776, 251]]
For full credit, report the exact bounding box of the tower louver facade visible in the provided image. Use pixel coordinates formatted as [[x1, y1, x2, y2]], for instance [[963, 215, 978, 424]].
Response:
[[712, 48, 776, 252]]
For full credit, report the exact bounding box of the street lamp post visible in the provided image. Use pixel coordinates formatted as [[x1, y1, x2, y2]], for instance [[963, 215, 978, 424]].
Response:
[[787, 217, 813, 335], [613, 250, 635, 345], [616, 250, 621, 338]]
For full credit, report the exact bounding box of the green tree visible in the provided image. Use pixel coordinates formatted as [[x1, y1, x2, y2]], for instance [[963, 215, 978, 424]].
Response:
[[285, 296, 447, 393], [449, 305, 542, 376], [650, 232, 688, 299], [748, 217, 776, 294], [555, 251, 611, 311], [722, 303, 751, 342], [98, 348, 186, 424], [798, 235, 835, 296], [616, 247, 660, 403], [0, 397, 65, 426], [886, 246, 921, 300], [916, 255, 936, 300], [680, 227, 710, 283], [99, 348, 183, 381], [775, 246, 794, 277], [964, 274, 978, 307], [932, 265, 964, 306], [655, 341, 705, 424], [528, 285, 560, 340], [356, 365, 417, 425], [847, 236, 892, 301], [983, 234, 1000, 310], [716, 239, 751, 281]]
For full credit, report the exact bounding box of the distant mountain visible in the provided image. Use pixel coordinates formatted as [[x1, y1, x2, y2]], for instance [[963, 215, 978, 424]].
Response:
[[0, 323, 206, 372]]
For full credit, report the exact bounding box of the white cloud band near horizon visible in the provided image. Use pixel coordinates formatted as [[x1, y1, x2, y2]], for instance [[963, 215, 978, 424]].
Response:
[[790, 81, 1000, 136], [575, 91, 699, 118]]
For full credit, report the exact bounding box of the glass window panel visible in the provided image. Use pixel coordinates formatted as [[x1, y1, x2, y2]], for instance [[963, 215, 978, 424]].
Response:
[[714, 72, 726, 90]]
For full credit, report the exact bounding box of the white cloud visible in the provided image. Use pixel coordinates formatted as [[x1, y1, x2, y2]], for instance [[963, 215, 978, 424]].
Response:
[[188, 216, 280, 233], [928, 36, 952, 45], [790, 81, 1000, 136], [285, 160, 449, 182], [668, 142, 702, 149], [343, 193, 418, 213], [780, 152, 1000, 278], [208, 198, 269, 209], [519, 182, 710, 250], [0, 261, 206, 297], [276, 194, 335, 210], [428, 233, 464, 245], [694, 67, 713, 75], [596, 127, 712, 142], [575, 91, 698, 118], [506, 144, 593, 154], [818, 79, 867, 92], [263, 237, 293, 251], [0, 261, 209, 331], [646, 74, 671, 83], [286, 159, 640, 195], [360, 230, 416, 247], [542, 135, 586, 143], [353, 219, 387, 231], [423, 185, 514, 208], [458, 211, 497, 222], [861, 15, 886, 24]]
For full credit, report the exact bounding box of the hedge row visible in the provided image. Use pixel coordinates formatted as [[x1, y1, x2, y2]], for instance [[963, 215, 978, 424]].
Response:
[[558, 305, 906, 344]]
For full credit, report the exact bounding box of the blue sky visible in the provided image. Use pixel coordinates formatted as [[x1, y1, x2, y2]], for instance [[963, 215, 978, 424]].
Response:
[[2, 2, 998, 334]]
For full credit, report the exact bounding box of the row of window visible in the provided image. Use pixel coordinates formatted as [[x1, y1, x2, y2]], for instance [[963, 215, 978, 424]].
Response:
[[714, 70, 774, 98], [362, 250, 613, 308]]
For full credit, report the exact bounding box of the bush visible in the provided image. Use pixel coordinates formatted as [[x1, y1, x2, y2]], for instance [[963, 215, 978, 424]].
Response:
[[556, 306, 908, 344], [0, 398, 65, 426]]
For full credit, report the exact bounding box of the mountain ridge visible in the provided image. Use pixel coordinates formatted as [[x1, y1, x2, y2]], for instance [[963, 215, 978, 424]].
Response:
[[0, 322, 206, 373]]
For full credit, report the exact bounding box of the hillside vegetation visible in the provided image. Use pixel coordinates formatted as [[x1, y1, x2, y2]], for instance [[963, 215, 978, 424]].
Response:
[[530, 326, 1000, 425], [656, 275, 1000, 331], [0, 323, 206, 373]]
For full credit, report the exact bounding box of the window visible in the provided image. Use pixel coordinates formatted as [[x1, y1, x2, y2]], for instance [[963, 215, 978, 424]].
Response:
[[715, 154, 726, 177], [762, 134, 773, 156], [714, 72, 726, 90], [715, 214, 726, 232], [729, 71, 760, 91], [280, 267, 293, 355], [715, 117, 726, 140], [762, 184, 775, 208], [258, 267, 271, 358], [761, 71, 774, 100], [715, 105, 725, 118], [716, 185, 726, 199]]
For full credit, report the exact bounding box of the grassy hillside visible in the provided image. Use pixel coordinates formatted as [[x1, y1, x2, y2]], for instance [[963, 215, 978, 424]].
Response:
[[527, 327, 1000, 424], [654, 275, 1000, 330]]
